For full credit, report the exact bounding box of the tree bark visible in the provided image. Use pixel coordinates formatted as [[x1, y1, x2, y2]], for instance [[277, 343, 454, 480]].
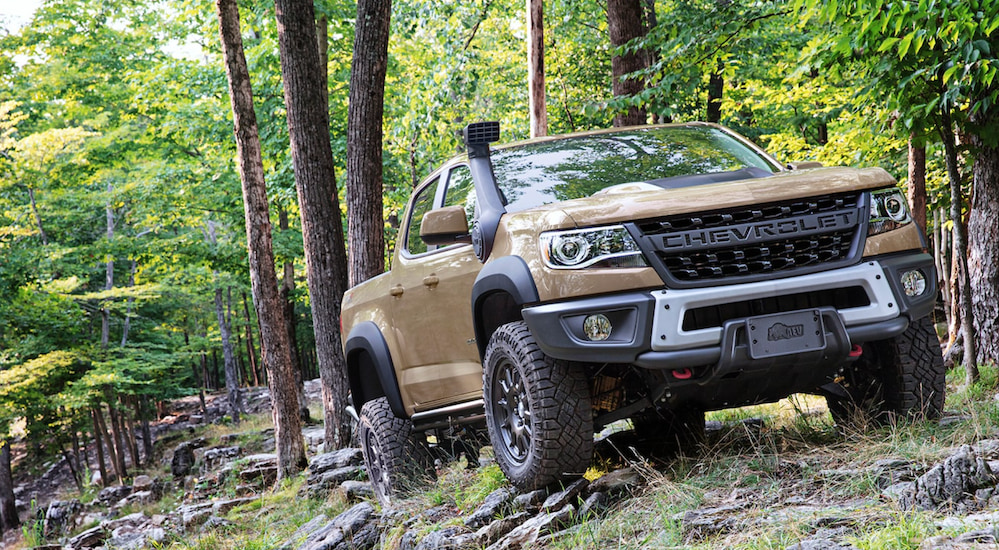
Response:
[[101, 181, 114, 351], [608, 0, 647, 127], [346, 0, 390, 287], [120, 260, 137, 346], [274, 0, 353, 449], [527, 0, 547, 137], [138, 396, 153, 464], [968, 114, 999, 368], [214, 284, 243, 423], [278, 210, 309, 421], [95, 405, 121, 483], [91, 407, 108, 486], [0, 439, 18, 532], [217, 0, 307, 479], [941, 113, 978, 383], [242, 292, 261, 386], [706, 67, 723, 123], [27, 186, 48, 245], [907, 137, 927, 234]]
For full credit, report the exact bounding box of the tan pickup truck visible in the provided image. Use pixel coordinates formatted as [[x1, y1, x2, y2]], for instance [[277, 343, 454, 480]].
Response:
[[341, 122, 943, 504]]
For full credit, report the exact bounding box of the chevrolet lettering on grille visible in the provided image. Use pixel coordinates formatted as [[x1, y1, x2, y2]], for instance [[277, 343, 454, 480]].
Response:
[[658, 210, 858, 253]]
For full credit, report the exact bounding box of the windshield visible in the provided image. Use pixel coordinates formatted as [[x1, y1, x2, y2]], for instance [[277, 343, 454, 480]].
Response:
[[490, 125, 778, 213]]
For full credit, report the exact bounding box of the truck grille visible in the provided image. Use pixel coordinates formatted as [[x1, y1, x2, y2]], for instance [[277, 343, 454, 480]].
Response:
[[633, 191, 866, 287]]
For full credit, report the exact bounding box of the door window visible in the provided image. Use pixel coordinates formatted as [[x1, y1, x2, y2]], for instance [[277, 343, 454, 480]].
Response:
[[404, 177, 440, 255]]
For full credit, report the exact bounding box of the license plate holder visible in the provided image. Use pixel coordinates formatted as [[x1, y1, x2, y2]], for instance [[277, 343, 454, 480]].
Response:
[[746, 310, 826, 359]]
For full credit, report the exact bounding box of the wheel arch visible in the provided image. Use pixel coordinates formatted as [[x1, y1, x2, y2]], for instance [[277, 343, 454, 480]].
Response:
[[344, 321, 408, 419], [471, 255, 540, 359]]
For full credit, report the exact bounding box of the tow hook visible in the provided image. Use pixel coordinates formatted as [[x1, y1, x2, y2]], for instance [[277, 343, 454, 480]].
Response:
[[671, 368, 693, 380], [848, 344, 863, 358]]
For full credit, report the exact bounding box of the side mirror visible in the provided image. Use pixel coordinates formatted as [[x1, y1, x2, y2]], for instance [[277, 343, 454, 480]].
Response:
[[421, 206, 471, 246], [787, 161, 824, 170]]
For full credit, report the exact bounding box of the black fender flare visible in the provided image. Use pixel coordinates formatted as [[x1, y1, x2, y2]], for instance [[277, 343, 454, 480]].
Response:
[[471, 255, 540, 358], [344, 321, 407, 419]]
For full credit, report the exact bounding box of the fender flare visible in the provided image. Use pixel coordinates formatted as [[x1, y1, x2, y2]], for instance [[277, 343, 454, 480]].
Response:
[[471, 255, 540, 358], [344, 321, 407, 419]]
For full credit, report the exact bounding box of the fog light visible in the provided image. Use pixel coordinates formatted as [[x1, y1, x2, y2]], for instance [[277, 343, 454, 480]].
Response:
[[900, 269, 926, 297], [583, 314, 612, 341]]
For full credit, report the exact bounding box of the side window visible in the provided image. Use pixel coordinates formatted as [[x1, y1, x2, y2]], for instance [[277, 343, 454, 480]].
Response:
[[443, 165, 476, 227], [405, 177, 440, 255]]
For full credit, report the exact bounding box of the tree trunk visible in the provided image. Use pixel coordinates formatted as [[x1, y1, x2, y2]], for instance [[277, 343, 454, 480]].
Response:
[[527, 0, 547, 138], [968, 116, 999, 368], [214, 284, 243, 423], [907, 137, 927, 234], [120, 260, 137, 346], [91, 407, 108, 486], [941, 113, 978, 383], [27, 186, 48, 245], [105, 396, 129, 474], [706, 67, 723, 123], [242, 292, 261, 386], [608, 0, 647, 127], [0, 439, 18, 532], [346, 0, 390, 287], [138, 396, 153, 464], [279, 210, 309, 421], [101, 180, 115, 351], [95, 405, 121, 483], [274, 0, 353, 449], [217, 0, 307, 479], [121, 395, 140, 468]]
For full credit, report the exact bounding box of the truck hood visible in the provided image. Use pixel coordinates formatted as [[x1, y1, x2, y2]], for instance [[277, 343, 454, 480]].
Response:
[[518, 166, 895, 230]]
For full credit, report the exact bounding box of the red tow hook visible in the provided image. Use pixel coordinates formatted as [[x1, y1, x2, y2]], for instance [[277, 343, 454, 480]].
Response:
[[849, 344, 863, 357], [672, 368, 693, 380]]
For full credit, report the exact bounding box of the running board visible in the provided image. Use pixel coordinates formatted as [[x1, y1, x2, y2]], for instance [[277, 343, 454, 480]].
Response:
[[411, 399, 485, 431]]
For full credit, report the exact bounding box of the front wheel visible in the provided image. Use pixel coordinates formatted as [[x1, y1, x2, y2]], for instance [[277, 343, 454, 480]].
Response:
[[483, 321, 593, 491], [826, 316, 945, 429], [358, 397, 434, 506]]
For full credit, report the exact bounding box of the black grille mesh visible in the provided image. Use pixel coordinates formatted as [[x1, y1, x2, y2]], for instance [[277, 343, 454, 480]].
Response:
[[638, 191, 863, 282]]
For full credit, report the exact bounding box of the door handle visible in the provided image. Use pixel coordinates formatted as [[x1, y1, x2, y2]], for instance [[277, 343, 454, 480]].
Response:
[[423, 274, 440, 288], [389, 285, 404, 297]]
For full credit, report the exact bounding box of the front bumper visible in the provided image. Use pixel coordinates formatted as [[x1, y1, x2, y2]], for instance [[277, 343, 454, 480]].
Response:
[[521, 253, 936, 372]]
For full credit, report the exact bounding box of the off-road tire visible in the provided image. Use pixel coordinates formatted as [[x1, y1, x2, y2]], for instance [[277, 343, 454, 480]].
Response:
[[483, 321, 593, 491], [631, 406, 706, 456], [358, 397, 434, 506], [826, 315, 945, 429]]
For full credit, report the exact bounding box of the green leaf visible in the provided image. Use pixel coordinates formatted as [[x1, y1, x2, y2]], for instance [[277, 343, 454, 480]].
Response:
[[898, 33, 913, 59]]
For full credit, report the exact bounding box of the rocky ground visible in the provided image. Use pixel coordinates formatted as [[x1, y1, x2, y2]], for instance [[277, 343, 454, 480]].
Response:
[[7, 382, 999, 550]]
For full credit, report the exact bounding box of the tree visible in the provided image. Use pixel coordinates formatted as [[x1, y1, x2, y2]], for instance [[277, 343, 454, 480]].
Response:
[[215, 0, 307, 478], [607, 0, 647, 126], [346, 0, 391, 286], [527, 0, 547, 137], [0, 438, 17, 532], [802, 0, 999, 381], [273, 0, 353, 449]]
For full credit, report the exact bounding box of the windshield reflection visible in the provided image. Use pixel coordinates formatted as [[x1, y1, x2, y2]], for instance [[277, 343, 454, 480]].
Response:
[[491, 126, 776, 212]]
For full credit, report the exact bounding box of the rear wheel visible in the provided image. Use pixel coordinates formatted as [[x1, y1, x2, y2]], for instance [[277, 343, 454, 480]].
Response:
[[358, 397, 434, 506], [826, 316, 945, 429], [483, 321, 593, 490]]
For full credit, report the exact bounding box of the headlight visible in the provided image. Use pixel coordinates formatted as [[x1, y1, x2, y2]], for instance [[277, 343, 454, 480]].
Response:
[[540, 225, 647, 269], [869, 187, 912, 236]]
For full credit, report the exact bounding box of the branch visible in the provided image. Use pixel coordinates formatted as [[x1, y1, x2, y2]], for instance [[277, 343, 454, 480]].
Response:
[[691, 9, 791, 68], [464, 0, 495, 51]]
